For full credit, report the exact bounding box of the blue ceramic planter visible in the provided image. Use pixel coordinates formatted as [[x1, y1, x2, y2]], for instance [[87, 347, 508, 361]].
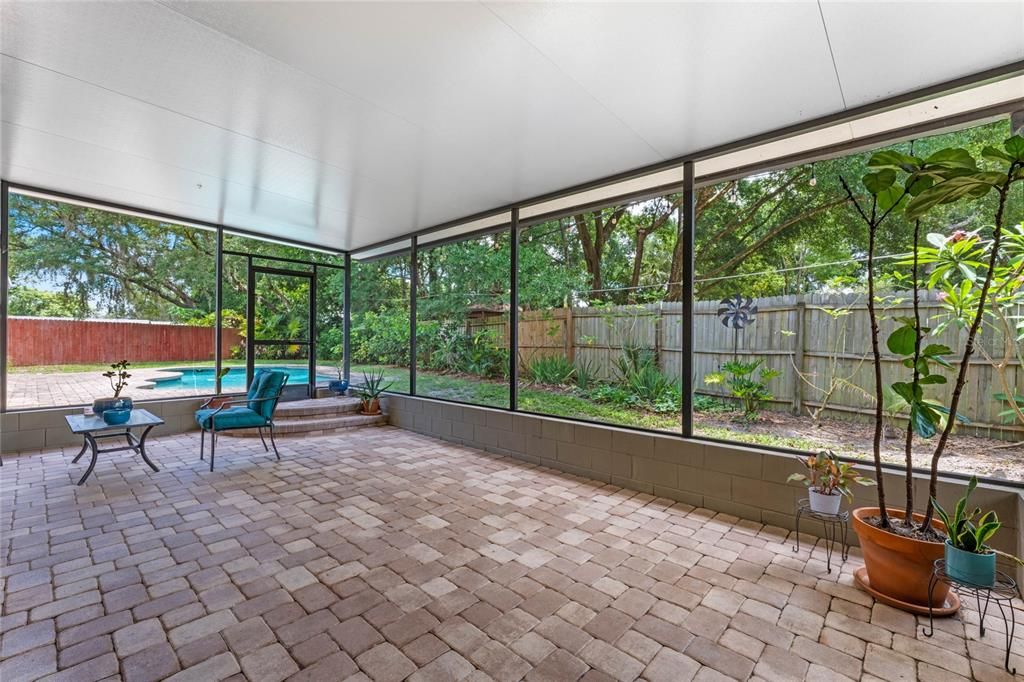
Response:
[[102, 408, 132, 425], [945, 540, 996, 586], [328, 380, 349, 395], [93, 396, 133, 415]]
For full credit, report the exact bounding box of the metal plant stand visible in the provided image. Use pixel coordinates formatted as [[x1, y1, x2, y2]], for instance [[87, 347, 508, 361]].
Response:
[[923, 559, 1020, 674], [791, 499, 850, 573]]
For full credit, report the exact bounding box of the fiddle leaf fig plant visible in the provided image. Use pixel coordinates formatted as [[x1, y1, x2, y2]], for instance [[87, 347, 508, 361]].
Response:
[[840, 133, 1024, 534]]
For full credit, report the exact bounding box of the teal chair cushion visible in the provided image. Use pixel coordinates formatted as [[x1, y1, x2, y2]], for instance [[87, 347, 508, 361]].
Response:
[[250, 370, 287, 420], [247, 369, 269, 400], [195, 406, 268, 430]]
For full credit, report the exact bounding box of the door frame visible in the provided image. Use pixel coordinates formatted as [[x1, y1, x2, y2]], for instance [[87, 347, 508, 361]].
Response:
[[246, 264, 317, 399]]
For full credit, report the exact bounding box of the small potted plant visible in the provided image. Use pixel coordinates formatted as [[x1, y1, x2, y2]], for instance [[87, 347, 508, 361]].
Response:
[[356, 369, 392, 415], [933, 476, 1024, 586], [788, 449, 875, 515], [328, 353, 349, 396], [93, 360, 133, 416]]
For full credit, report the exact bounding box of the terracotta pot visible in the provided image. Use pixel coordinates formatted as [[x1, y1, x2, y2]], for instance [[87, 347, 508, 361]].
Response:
[[361, 398, 380, 415], [852, 507, 950, 609]]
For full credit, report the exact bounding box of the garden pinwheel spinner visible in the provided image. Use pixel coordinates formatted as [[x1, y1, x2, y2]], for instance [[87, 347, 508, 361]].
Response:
[[718, 295, 758, 359]]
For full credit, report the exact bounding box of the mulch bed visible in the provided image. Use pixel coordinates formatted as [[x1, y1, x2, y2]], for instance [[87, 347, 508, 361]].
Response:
[[695, 410, 1024, 483]]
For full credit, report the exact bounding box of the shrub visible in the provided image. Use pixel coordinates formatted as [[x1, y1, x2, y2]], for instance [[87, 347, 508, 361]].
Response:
[[614, 342, 658, 382], [703, 359, 781, 420], [611, 343, 679, 408], [527, 356, 576, 385], [692, 394, 732, 413], [351, 309, 409, 366], [416, 320, 507, 379], [574, 358, 599, 391], [462, 329, 508, 379], [622, 363, 677, 405], [587, 384, 638, 407], [650, 387, 682, 414]]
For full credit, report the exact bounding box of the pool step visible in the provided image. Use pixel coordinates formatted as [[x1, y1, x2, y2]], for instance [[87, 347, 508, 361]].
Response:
[[220, 397, 385, 438]]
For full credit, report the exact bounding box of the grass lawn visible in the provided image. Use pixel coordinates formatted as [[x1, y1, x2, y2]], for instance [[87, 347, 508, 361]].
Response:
[[351, 364, 681, 432]]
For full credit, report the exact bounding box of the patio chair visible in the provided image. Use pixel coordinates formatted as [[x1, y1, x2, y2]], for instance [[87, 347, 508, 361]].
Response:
[[195, 369, 288, 471]]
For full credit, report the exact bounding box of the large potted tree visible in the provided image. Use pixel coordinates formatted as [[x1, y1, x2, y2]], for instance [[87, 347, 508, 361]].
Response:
[[840, 133, 1024, 613]]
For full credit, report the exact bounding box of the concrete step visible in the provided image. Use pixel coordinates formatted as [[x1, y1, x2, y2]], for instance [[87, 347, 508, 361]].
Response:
[[222, 412, 386, 437], [275, 397, 362, 418]]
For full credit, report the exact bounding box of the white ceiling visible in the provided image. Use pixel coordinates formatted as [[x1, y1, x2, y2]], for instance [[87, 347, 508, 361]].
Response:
[[1, 1, 1021, 252]]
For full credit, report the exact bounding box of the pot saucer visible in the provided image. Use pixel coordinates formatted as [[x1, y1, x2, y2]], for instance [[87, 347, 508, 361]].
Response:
[[854, 566, 960, 616]]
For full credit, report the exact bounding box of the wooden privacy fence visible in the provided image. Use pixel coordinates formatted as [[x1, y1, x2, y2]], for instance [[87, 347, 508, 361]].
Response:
[[466, 292, 1024, 440], [8, 317, 240, 366]]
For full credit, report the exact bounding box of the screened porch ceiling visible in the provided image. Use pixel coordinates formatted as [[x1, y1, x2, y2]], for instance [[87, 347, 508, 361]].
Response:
[[1, 1, 1022, 252]]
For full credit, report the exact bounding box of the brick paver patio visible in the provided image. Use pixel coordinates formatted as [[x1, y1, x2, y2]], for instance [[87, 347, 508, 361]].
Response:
[[6, 369, 209, 410], [1, 426, 1020, 681]]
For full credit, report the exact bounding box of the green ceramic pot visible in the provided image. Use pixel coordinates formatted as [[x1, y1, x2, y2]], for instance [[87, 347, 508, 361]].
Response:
[[92, 396, 133, 415], [944, 540, 996, 587]]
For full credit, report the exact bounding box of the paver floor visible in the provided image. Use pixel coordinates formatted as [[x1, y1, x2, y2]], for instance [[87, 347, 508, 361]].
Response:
[[6, 369, 211, 410], [1, 426, 1021, 681]]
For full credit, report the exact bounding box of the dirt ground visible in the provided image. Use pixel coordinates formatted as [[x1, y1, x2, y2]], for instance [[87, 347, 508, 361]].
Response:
[[695, 410, 1024, 483]]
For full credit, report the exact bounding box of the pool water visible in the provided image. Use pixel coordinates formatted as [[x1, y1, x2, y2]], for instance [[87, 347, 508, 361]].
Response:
[[150, 366, 333, 391]]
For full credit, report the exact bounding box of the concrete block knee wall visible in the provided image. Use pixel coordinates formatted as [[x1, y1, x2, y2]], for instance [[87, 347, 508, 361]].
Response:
[[1, 398, 205, 454], [385, 394, 1023, 576]]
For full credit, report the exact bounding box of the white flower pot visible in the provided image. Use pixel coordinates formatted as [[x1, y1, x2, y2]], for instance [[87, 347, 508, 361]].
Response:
[[809, 488, 842, 515]]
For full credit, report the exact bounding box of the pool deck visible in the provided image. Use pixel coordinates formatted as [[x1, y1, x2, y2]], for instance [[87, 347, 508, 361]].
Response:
[[5, 366, 336, 410]]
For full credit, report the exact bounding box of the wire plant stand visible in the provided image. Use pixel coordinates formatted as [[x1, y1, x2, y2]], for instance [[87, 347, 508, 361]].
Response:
[[922, 559, 1020, 674], [791, 499, 850, 574]]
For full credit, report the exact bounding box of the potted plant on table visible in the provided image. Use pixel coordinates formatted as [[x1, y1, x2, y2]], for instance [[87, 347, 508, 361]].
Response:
[[93, 360, 133, 416], [788, 449, 875, 515], [328, 351, 349, 396], [933, 476, 1024, 587], [356, 369, 392, 415], [839, 132, 1024, 613]]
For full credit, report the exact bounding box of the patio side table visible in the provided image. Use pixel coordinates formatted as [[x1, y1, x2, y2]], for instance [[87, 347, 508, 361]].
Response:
[[790, 498, 850, 574], [65, 409, 165, 485], [923, 559, 1019, 674]]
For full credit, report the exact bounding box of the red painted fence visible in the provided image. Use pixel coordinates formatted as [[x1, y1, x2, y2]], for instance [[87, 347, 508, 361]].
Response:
[[7, 317, 241, 366]]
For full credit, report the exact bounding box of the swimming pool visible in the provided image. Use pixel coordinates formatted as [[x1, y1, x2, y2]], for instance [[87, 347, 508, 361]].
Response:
[[145, 366, 334, 391]]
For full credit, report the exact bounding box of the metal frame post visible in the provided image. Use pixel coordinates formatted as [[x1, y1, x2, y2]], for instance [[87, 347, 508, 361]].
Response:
[[309, 265, 318, 398], [681, 161, 695, 437], [0, 181, 8, 413], [214, 227, 224, 394], [245, 255, 255, 386], [409, 236, 418, 396], [509, 208, 519, 410], [344, 253, 352, 383]]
